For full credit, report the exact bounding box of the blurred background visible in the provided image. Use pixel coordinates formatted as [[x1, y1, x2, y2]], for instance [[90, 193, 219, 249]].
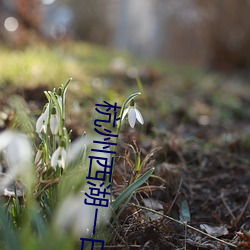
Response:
[[1, 0, 250, 73], [0, 2, 250, 249]]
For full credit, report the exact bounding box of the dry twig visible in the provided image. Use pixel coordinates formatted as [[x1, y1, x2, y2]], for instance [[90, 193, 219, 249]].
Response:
[[130, 203, 238, 249]]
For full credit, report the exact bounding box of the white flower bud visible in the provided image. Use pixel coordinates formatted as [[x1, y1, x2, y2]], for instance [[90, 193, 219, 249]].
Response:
[[50, 106, 59, 135], [36, 103, 50, 133]]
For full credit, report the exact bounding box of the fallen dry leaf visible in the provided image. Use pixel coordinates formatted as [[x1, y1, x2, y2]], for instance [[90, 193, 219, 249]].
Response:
[[200, 224, 228, 237], [237, 231, 250, 248]]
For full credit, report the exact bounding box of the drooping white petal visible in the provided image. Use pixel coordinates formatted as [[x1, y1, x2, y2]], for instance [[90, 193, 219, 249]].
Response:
[[51, 147, 67, 169], [51, 147, 61, 168], [55, 195, 94, 237], [57, 158, 64, 169], [41, 121, 48, 133], [54, 193, 110, 237], [57, 96, 63, 111], [59, 148, 67, 169], [67, 134, 111, 166], [5, 133, 32, 170], [68, 136, 88, 163], [135, 109, 144, 125], [36, 113, 45, 133], [121, 101, 144, 128], [0, 130, 14, 151], [50, 114, 59, 135], [128, 107, 136, 128], [122, 107, 129, 120], [36, 104, 50, 134]]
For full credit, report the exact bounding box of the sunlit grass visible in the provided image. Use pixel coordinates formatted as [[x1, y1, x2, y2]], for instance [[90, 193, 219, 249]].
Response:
[[0, 44, 85, 86], [0, 41, 247, 129], [0, 41, 206, 87]]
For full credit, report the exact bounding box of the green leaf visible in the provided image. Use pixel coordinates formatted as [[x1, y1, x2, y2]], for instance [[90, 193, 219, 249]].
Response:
[[61, 78, 72, 98], [135, 152, 141, 173], [32, 209, 45, 237], [112, 192, 133, 225], [179, 199, 191, 222], [112, 167, 154, 211], [0, 208, 21, 250]]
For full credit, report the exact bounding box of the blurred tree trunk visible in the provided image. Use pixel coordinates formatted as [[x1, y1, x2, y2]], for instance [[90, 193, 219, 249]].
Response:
[[204, 0, 250, 71], [68, 0, 114, 44], [0, 0, 42, 46], [16, 0, 41, 31], [161, 0, 250, 71], [15, 0, 42, 45]]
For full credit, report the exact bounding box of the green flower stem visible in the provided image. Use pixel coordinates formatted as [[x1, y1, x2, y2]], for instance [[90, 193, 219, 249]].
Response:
[[52, 134, 56, 152], [62, 127, 70, 150], [44, 140, 49, 166], [111, 92, 143, 208], [48, 91, 63, 136], [61, 78, 72, 126], [111, 92, 142, 186], [47, 79, 71, 137], [43, 93, 53, 164], [111, 92, 142, 174]]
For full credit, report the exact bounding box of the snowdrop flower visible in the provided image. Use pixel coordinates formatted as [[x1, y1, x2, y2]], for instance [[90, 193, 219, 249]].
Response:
[[122, 99, 144, 128], [50, 106, 59, 135], [67, 133, 111, 167], [54, 193, 110, 238], [36, 103, 50, 133], [51, 142, 67, 169], [0, 130, 33, 190], [67, 134, 88, 164]]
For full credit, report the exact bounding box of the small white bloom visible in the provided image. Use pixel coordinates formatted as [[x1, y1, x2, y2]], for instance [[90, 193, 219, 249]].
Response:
[[67, 134, 112, 167], [0, 130, 33, 190], [67, 135, 88, 164], [54, 193, 110, 237], [51, 145, 67, 169], [122, 99, 144, 128], [36, 104, 50, 133], [50, 106, 59, 135]]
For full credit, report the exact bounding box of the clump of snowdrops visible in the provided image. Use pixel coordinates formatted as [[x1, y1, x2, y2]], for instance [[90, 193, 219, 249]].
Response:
[[0, 79, 153, 250]]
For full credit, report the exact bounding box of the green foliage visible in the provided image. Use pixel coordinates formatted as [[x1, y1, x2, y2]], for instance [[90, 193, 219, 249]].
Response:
[[0, 46, 69, 86], [0, 76, 152, 250], [112, 167, 155, 212], [0, 42, 130, 87]]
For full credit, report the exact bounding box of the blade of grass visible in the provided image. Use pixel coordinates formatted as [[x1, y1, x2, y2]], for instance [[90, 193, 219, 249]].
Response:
[[0, 208, 21, 250], [112, 192, 133, 225], [112, 167, 154, 211]]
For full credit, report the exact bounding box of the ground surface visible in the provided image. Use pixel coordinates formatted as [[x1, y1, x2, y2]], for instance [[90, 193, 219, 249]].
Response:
[[0, 42, 250, 249], [106, 73, 250, 249]]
